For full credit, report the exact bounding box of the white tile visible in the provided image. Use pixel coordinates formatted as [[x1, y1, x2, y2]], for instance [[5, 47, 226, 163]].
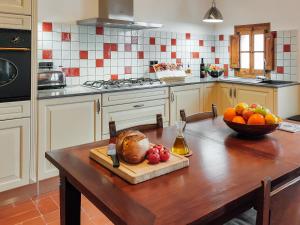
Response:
[[71, 60, 80, 67], [53, 50, 61, 59], [79, 26, 88, 34], [71, 25, 79, 33], [80, 60, 88, 67], [52, 32, 61, 41], [62, 42, 71, 50], [43, 41, 52, 49], [88, 26, 96, 35], [71, 51, 79, 59], [71, 42, 79, 51], [62, 51, 70, 59], [53, 23, 62, 32], [88, 60, 96, 67], [61, 24, 71, 32], [43, 32, 53, 41]]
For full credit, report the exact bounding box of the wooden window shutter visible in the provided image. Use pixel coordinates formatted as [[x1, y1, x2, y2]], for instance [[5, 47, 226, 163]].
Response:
[[264, 33, 274, 71], [230, 35, 240, 69]]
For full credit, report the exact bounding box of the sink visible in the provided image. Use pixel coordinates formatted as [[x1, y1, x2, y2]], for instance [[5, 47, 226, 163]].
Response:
[[260, 80, 294, 85]]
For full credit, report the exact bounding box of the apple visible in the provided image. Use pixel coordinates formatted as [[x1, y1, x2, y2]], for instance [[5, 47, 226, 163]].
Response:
[[147, 152, 160, 164], [147, 147, 159, 155], [242, 108, 255, 121], [159, 149, 170, 162], [250, 103, 259, 109], [255, 106, 270, 116]]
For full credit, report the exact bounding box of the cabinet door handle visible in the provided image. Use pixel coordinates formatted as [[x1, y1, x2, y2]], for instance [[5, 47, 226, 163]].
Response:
[[171, 92, 175, 102], [234, 88, 237, 98], [133, 104, 144, 108], [96, 99, 101, 114], [229, 88, 232, 98]]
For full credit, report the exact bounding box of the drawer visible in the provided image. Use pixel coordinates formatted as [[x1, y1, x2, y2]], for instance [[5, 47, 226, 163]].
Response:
[[0, 13, 31, 30], [102, 87, 169, 106], [0, 101, 30, 120], [0, 0, 32, 15], [102, 99, 169, 136]]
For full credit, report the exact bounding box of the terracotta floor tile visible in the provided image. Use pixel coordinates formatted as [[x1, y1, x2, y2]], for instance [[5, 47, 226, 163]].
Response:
[[91, 214, 114, 225], [50, 193, 59, 206], [81, 200, 102, 218], [22, 216, 46, 225], [0, 200, 36, 218], [0, 209, 40, 225], [47, 220, 60, 225], [34, 197, 58, 215], [42, 209, 59, 223]]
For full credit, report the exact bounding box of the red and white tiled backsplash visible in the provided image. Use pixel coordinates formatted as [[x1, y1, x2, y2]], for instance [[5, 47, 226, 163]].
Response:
[[38, 22, 297, 85]]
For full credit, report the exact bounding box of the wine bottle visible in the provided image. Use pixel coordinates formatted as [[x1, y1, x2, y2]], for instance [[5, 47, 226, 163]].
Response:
[[200, 58, 206, 78]]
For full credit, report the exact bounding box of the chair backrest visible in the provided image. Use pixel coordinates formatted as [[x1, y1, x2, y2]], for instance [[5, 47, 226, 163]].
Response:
[[109, 114, 163, 138], [256, 176, 300, 225], [180, 104, 218, 123]]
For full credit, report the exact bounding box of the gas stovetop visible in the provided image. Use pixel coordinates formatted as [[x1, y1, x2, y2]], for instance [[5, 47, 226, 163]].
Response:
[[82, 78, 164, 90]]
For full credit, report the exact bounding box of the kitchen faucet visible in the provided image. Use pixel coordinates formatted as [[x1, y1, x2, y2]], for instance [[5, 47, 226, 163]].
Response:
[[256, 59, 269, 81]]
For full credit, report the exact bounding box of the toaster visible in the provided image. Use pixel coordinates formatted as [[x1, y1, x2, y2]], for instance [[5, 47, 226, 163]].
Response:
[[38, 70, 66, 90]]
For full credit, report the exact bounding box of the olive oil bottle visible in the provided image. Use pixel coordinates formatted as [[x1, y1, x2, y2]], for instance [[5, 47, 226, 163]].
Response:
[[172, 121, 190, 155]]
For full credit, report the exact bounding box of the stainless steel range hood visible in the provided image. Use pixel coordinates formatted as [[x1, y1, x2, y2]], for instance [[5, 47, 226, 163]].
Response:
[[77, 0, 163, 30]]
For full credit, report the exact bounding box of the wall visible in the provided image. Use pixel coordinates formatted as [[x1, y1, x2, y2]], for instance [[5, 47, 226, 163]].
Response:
[[38, 0, 214, 34], [215, 0, 300, 80]]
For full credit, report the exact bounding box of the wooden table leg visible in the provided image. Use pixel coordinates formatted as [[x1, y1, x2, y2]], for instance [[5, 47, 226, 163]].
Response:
[[60, 172, 81, 225]]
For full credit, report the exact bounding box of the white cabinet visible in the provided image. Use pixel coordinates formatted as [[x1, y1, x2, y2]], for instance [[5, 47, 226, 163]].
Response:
[[0, 118, 30, 192], [0, 100, 30, 120], [0, 0, 32, 15], [0, 13, 31, 30], [170, 84, 203, 125], [38, 95, 101, 180]]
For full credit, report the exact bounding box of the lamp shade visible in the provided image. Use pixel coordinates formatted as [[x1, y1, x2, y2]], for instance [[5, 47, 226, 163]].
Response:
[[203, 1, 224, 23]]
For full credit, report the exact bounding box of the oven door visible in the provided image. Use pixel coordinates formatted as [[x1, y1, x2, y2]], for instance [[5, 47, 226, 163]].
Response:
[[0, 49, 31, 102]]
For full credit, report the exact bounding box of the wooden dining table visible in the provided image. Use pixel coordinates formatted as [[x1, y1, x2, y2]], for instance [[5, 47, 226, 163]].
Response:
[[45, 117, 300, 225]]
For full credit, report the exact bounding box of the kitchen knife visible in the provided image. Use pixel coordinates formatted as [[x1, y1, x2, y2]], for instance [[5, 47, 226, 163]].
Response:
[[107, 143, 120, 168]]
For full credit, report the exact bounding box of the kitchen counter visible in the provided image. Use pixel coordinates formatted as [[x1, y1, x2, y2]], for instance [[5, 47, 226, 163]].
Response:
[[38, 77, 299, 100]]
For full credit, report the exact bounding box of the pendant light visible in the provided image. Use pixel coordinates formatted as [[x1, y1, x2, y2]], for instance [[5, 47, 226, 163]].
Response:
[[203, 0, 224, 23]]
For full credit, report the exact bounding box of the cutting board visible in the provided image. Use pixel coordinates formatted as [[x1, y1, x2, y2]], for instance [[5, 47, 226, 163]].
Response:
[[89, 146, 189, 184]]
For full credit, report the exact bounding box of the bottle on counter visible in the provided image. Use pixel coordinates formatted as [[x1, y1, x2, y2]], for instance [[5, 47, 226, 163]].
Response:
[[185, 64, 192, 74], [200, 58, 206, 78]]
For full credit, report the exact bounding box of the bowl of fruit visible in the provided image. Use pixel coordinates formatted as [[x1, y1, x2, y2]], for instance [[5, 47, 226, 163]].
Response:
[[206, 64, 224, 78], [223, 103, 282, 136]]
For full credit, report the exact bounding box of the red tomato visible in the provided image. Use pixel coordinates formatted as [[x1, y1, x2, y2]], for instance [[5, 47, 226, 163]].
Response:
[[147, 152, 160, 164], [159, 149, 170, 162]]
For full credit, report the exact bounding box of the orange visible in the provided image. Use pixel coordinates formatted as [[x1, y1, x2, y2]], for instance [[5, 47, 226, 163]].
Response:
[[235, 102, 249, 115], [224, 108, 237, 121], [232, 116, 246, 124], [265, 114, 278, 125], [247, 114, 266, 125]]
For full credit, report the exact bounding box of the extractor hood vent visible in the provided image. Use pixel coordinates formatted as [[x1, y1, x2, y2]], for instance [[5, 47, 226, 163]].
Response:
[[77, 0, 163, 30]]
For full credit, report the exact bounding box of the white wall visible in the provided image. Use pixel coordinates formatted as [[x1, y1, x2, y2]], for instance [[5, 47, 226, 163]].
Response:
[[38, 0, 214, 34], [215, 0, 300, 79]]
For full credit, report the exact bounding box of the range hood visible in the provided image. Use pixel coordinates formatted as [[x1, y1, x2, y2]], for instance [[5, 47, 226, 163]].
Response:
[[77, 0, 163, 30]]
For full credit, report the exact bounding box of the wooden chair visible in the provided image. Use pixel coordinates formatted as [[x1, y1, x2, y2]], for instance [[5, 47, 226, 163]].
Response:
[[225, 176, 300, 225], [109, 114, 163, 138], [180, 104, 218, 123]]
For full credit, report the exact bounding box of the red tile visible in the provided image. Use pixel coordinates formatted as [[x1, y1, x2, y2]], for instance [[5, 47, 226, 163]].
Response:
[[192, 52, 200, 59], [283, 44, 291, 52], [125, 66, 132, 74], [96, 26, 104, 35], [224, 64, 229, 76], [104, 50, 111, 59], [215, 58, 220, 64], [42, 50, 52, 59], [199, 40, 204, 46], [277, 66, 284, 74], [149, 66, 155, 73], [96, 59, 104, 67], [125, 43, 132, 52], [171, 52, 177, 59], [271, 31, 277, 38], [186, 33, 191, 40], [171, 39, 177, 46], [111, 43, 118, 51], [63, 68, 80, 77], [42, 22, 52, 32], [138, 51, 144, 59], [104, 43, 111, 51], [211, 46, 215, 52], [61, 32, 71, 42], [131, 36, 138, 44], [80, 51, 88, 59], [219, 35, 224, 41], [150, 37, 155, 45], [176, 58, 182, 64], [111, 74, 118, 80], [160, 45, 166, 52]]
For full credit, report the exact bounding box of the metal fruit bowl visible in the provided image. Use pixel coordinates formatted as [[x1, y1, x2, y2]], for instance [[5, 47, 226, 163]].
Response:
[[223, 119, 279, 136]]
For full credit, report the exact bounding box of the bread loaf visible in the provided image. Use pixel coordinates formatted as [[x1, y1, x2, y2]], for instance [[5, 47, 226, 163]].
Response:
[[116, 130, 150, 164]]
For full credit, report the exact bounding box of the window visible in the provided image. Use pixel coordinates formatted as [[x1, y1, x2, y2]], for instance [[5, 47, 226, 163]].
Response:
[[230, 23, 274, 77]]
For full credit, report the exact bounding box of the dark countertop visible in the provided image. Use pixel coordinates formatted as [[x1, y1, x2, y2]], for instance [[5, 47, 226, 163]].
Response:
[[38, 77, 299, 100]]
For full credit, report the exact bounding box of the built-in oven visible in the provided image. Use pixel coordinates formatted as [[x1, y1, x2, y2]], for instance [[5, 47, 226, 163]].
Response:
[[0, 29, 31, 102]]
